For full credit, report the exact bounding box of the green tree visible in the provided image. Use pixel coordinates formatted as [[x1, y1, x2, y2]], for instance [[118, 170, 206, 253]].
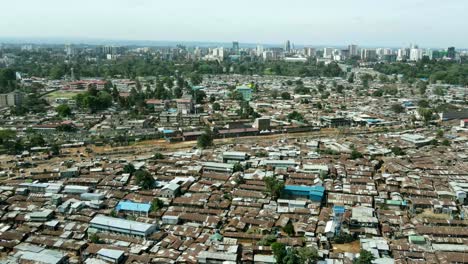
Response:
[[190, 73, 203, 85], [28, 133, 45, 147], [134, 170, 154, 190], [271, 243, 287, 264], [281, 92, 291, 100], [194, 90, 206, 104], [433, 86, 446, 97], [264, 176, 284, 200], [297, 247, 318, 264], [123, 163, 136, 175], [56, 104, 72, 117], [50, 143, 60, 156], [391, 104, 405, 113], [230, 90, 244, 101], [271, 89, 279, 99], [348, 73, 355, 83], [350, 149, 363, 159], [334, 233, 356, 244], [233, 163, 244, 173], [283, 221, 295, 236], [288, 111, 305, 122], [150, 198, 164, 212], [212, 102, 221, 111], [418, 108, 434, 124], [417, 81, 427, 95], [173, 87, 183, 98], [391, 146, 405, 156], [209, 94, 216, 103], [197, 129, 214, 149], [441, 139, 450, 146], [354, 250, 375, 264], [153, 152, 164, 159], [89, 233, 103, 244], [283, 248, 300, 264], [0, 130, 16, 145], [258, 235, 277, 246], [417, 100, 430, 108]]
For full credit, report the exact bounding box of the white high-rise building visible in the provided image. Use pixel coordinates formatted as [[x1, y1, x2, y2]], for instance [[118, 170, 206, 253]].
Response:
[[410, 48, 423, 61], [323, 47, 334, 59], [348, 44, 358, 56], [397, 48, 410, 61], [424, 49, 433, 60], [304, 47, 316, 57], [256, 45, 264, 56], [284, 40, 291, 53], [212, 47, 225, 59], [383, 48, 393, 55]]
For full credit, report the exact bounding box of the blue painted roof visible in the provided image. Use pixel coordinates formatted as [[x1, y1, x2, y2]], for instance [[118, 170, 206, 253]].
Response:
[[365, 119, 380, 123], [163, 129, 174, 134], [116, 201, 151, 213], [333, 205, 345, 214], [284, 185, 324, 193]]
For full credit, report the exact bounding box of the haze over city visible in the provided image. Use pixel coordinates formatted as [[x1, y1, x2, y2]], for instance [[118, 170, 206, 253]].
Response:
[[1, 0, 468, 48], [1, 1, 468, 264]]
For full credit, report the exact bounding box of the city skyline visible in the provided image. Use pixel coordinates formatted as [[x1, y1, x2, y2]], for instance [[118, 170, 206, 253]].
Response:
[[1, 0, 468, 48]]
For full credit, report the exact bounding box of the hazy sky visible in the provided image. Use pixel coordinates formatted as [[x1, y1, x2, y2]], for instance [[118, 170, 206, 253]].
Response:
[[1, 0, 467, 48]]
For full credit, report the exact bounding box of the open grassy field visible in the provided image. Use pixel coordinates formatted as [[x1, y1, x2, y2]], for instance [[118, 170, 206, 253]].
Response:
[[45, 90, 82, 100], [332, 240, 361, 253]]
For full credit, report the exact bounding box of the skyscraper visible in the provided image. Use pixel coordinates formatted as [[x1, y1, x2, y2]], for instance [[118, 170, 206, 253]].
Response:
[[304, 47, 316, 57], [232, 41, 239, 55], [410, 47, 423, 61], [348, 44, 358, 57], [447, 47, 456, 59], [361, 49, 377, 61], [323, 47, 334, 59], [284, 40, 291, 53], [256, 45, 264, 56]]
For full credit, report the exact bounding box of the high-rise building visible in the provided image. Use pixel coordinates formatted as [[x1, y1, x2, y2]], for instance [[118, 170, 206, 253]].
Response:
[[410, 48, 423, 61], [447, 47, 456, 59], [212, 47, 225, 59], [361, 49, 377, 61], [304, 47, 316, 57], [424, 49, 433, 60], [397, 48, 410, 61], [284, 40, 291, 53], [256, 45, 264, 56], [323, 47, 334, 59], [348, 44, 358, 57], [232, 41, 239, 54], [65, 44, 76, 56], [0, 91, 24, 108]]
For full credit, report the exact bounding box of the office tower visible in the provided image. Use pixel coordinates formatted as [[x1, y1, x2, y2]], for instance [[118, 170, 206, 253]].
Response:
[[256, 45, 264, 56], [410, 48, 423, 61], [348, 44, 358, 56], [323, 47, 334, 59], [383, 48, 393, 55], [0, 91, 24, 108], [304, 47, 316, 57], [232, 41, 239, 54], [447, 47, 456, 59], [361, 49, 377, 61], [424, 49, 433, 60], [65, 44, 76, 56], [284, 40, 291, 53], [397, 48, 410, 61], [213, 47, 225, 59]]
